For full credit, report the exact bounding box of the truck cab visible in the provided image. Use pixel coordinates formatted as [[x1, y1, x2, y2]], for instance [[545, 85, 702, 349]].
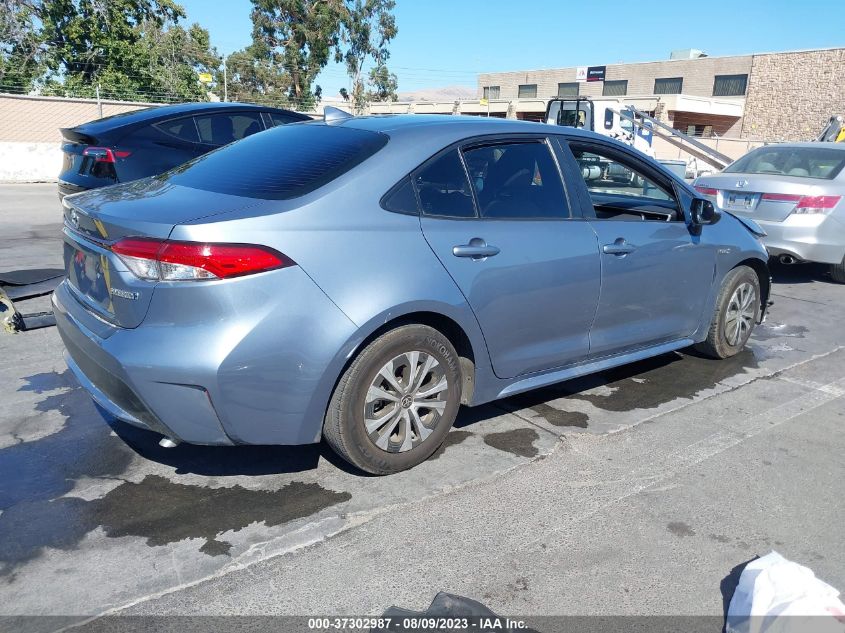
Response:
[[545, 97, 656, 158]]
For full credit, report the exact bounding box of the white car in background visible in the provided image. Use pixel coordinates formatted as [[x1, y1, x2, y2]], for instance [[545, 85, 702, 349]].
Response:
[[693, 143, 845, 282]]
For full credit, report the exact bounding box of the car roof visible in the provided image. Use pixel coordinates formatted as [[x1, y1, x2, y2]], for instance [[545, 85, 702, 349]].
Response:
[[332, 113, 595, 138], [69, 102, 308, 134]]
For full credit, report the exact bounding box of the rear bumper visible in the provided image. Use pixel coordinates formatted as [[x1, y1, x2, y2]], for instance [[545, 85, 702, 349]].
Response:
[[756, 214, 845, 265], [53, 262, 359, 446], [54, 281, 233, 444]]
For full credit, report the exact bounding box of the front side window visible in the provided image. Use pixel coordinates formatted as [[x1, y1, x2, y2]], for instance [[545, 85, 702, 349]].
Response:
[[713, 74, 748, 97], [462, 141, 569, 219], [194, 112, 264, 145], [414, 150, 476, 218], [603, 80, 627, 96], [654, 77, 683, 95], [518, 84, 537, 99], [570, 145, 681, 221]]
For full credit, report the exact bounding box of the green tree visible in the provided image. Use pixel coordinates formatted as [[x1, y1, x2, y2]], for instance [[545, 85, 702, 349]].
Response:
[[340, 0, 396, 113], [219, 48, 289, 105], [1, 0, 220, 102], [0, 0, 44, 90], [365, 62, 396, 102], [246, 0, 346, 109]]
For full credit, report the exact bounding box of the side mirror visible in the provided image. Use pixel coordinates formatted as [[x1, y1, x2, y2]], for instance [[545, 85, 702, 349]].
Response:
[[691, 198, 721, 226]]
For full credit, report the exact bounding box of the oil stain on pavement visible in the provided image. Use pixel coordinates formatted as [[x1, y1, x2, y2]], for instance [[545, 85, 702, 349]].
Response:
[[483, 428, 539, 458], [429, 430, 472, 460], [0, 372, 352, 573], [510, 348, 761, 417]]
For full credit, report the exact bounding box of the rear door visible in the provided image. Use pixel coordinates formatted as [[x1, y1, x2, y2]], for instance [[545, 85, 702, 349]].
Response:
[[559, 138, 716, 355], [418, 137, 601, 379]]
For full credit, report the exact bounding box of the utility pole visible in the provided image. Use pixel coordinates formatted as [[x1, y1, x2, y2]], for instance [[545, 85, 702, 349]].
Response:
[[223, 61, 228, 102], [96, 83, 103, 118]]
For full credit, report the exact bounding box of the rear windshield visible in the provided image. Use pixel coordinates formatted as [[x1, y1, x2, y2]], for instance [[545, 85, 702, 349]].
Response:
[[725, 146, 845, 180], [163, 124, 388, 199]]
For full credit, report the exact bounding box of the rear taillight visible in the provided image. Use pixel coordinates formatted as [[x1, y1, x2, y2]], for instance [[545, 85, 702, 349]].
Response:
[[694, 185, 718, 196], [791, 195, 841, 215], [761, 193, 802, 202], [82, 147, 131, 163], [112, 238, 293, 281]]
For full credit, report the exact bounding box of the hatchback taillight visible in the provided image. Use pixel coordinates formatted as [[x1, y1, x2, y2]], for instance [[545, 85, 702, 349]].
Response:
[[112, 238, 293, 281], [82, 147, 131, 163]]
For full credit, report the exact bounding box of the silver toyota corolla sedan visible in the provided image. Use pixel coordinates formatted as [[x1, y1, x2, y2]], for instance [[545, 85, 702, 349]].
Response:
[[693, 143, 845, 282], [55, 114, 770, 474]]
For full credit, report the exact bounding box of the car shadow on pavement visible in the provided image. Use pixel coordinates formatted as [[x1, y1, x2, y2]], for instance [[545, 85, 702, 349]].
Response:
[[769, 260, 832, 285], [108, 413, 364, 477]]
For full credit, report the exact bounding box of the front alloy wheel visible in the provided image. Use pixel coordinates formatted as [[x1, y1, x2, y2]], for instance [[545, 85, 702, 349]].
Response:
[[724, 282, 757, 346]]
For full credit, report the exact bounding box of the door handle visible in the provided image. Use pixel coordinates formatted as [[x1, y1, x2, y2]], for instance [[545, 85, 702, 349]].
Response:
[[602, 238, 637, 256], [452, 238, 500, 260]]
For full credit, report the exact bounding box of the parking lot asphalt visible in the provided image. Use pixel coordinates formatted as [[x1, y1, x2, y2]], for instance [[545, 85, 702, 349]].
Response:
[[1, 184, 843, 624]]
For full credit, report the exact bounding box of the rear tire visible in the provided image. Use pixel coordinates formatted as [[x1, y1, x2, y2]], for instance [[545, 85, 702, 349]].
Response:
[[323, 324, 462, 475], [830, 257, 845, 284], [695, 265, 760, 359]]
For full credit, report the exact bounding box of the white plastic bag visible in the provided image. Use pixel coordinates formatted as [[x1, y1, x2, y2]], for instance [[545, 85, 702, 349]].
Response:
[[727, 551, 845, 633]]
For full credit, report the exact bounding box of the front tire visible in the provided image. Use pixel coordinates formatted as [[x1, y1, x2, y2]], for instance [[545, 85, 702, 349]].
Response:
[[830, 256, 845, 284], [323, 324, 462, 475], [695, 265, 760, 359]]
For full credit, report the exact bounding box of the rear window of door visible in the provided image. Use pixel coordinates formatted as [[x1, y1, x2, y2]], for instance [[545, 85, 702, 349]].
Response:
[[413, 149, 477, 218], [268, 112, 304, 127], [462, 140, 569, 219], [154, 117, 199, 143], [194, 112, 264, 146]]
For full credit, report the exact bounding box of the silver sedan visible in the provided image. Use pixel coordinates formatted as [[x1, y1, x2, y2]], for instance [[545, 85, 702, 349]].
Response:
[[694, 142, 845, 282]]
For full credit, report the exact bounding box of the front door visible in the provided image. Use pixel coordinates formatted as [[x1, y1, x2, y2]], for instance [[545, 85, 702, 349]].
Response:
[[417, 140, 601, 379], [562, 141, 717, 356]]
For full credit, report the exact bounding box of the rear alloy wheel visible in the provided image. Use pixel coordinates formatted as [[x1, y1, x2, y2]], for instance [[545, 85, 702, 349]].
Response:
[[324, 324, 462, 474], [695, 265, 760, 359]]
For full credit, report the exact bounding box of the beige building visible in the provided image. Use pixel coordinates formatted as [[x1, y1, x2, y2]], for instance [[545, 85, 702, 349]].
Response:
[[476, 47, 845, 143]]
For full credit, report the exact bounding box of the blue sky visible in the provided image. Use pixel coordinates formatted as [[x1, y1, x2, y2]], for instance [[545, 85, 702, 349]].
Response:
[[178, 0, 844, 94]]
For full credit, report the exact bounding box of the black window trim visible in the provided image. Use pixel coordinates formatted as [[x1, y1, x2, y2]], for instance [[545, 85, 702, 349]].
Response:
[[558, 137, 688, 223], [380, 133, 577, 221], [602, 79, 629, 97], [517, 84, 538, 99], [653, 76, 684, 95], [712, 73, 748, 97]]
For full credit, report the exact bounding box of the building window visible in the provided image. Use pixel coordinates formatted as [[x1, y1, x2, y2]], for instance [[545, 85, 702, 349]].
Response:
[[654, 77, 683, 95], [557, 82, 579, 97], [713, 74, 748, 97], [602, 80, 628, 96], [483, 85, 500, 99], [518, 84, 537, 99]]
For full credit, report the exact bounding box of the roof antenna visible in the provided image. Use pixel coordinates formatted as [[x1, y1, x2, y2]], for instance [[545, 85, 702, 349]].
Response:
[[324, 106, 353, 124]]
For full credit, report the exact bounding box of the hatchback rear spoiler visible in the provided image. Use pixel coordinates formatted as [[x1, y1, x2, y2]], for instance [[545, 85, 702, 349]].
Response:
[[59, 128, 96, 145]]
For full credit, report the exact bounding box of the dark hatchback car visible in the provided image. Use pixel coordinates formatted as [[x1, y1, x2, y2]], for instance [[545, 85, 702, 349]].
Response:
[[58, 102, 310, 199]]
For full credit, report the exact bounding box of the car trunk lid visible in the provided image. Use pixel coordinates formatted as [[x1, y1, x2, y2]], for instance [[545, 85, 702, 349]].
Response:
[[61, 179, 261, 328], [695, 173, 826, 222]]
